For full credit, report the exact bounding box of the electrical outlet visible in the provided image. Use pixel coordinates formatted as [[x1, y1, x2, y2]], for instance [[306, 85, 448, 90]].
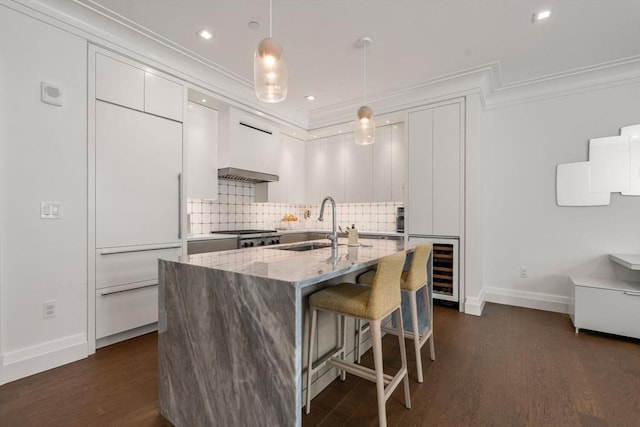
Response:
[[43, 300, 56, 318], [519, 268, 528, 279]]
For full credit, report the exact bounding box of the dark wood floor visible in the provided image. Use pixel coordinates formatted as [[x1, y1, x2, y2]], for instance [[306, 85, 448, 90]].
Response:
[[1, 303, 638, 426]]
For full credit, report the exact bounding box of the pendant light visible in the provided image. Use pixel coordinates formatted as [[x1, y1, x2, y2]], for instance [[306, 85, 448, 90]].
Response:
[[254, 0, 288, 103], [354, 36, 375, 145]]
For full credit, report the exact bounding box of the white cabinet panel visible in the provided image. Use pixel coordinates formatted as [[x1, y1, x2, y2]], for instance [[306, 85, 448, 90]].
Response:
[[96, 53, 144, 111], [96, 101, 182, 248], [145, 72, 183, 122], [407, 108, 434, 235], [288, 138, 307, 203], [433, 103, 461, 236], [408, 102, 462, 237], [96, 284, 158, 339], [572, 277, 640, 339], [95, 245, 181, 290], [621, 124, 640, 195], [372, 125, 392, 202], [186, 102, 218, 200], [323, 135, 346, 202], [345, 135, 373, 202], [391, 124, 405, 202], [306, 138, 324, 203]]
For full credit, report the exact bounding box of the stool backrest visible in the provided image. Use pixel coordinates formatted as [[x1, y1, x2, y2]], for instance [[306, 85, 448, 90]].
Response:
[[367, 251, 407, 319], [404, 243, 433, 291]]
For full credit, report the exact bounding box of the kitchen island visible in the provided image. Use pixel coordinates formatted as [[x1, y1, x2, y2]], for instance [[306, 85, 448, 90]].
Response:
[[158, 238, 414, 427]]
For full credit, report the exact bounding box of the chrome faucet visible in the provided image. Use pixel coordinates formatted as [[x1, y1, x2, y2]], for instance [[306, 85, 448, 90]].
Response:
[[318, 196, 338, 251]]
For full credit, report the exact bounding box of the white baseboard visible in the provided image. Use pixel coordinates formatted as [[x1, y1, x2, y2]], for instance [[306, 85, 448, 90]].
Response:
[[0, 354, 4, 385], [464, 289, 486, 316], [483, 287, 569, 314], [2, 333, 87, 385]]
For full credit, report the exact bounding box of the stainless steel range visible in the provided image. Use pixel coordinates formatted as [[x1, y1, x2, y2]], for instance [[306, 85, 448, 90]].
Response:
[[212, 229, 280, 248]]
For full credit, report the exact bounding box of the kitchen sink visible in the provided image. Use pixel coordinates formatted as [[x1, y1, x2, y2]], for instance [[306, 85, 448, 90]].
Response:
[[270, 242, 343, 252]]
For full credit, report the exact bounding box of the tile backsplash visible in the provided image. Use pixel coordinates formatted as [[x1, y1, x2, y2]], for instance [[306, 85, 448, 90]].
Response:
[[187, 179, 403, 234]]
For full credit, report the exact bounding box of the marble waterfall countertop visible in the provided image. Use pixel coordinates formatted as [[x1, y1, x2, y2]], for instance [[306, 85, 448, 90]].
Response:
[[177, 237, 413, 288], [186, 230, 403, 241], [158, 237, 415, 427]]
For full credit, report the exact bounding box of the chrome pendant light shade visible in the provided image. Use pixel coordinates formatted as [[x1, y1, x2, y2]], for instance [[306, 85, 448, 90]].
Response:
[[254, 0, 287, 103], [354, 36, 375, 145]]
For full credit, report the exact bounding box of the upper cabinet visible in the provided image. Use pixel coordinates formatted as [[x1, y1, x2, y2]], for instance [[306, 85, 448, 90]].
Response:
[[218, 106, 280, 176], [258, 134, 306, 203], [95, 52, 183, 122], [186, 101, 218, 200], [407, 100, 463, 237], [305, 124, 404, 204]]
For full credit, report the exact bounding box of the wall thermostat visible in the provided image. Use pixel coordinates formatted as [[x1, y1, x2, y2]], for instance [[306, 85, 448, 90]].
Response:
[[41, 82, 63, 106]]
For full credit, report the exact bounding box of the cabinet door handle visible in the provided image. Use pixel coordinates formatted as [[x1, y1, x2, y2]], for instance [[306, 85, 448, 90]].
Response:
[[99, 282, 158, 296], [624, 291, 640, 297], [178, 172, 182, 239], [99, 244, 182, 255]]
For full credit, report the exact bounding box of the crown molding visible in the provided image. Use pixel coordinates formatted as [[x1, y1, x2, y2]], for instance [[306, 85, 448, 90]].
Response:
[[2, 0, 309, 129]]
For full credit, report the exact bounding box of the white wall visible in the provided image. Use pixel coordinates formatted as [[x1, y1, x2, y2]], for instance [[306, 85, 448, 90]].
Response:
[[0, 6, 88, 383], [480, 82, 640, 313]]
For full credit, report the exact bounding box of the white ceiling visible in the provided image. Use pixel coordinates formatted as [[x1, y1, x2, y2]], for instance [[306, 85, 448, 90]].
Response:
[[79, 0, 639, 114]]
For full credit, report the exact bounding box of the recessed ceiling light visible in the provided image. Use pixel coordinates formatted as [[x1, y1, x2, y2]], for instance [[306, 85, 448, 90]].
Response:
[[338, 130, 343, 133], [197, 29, 213, 40], [313, 135, 317, 138], [292, 132, 296, 136], [248, 21, 260, 30], [256, 111, 264, 116], [305, 95, 315, 101], [385, 120, 390, 124], [201, 98, 207, 103], [533, 9, 552, 22]]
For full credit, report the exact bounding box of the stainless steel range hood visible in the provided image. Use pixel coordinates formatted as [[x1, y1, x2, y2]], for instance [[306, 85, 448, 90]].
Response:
[[218, 167, 279, 183]]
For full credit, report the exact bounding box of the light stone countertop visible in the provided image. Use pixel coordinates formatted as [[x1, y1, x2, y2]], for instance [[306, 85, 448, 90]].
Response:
[[186, 230, 403, 241], [175, 237, 414, 288]]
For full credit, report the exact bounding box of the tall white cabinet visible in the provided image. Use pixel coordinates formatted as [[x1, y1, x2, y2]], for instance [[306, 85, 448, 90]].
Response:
[[407, 100, 464, 237], [258, 134, 306, 203], [186, 101, 219, 200], [90, 48, 184, 348]]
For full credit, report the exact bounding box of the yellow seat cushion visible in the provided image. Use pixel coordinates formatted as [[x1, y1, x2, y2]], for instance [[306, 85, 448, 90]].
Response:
[[309, 283, 372, 319], [358, 269, 409, 287], [311, 252, 406, 320]]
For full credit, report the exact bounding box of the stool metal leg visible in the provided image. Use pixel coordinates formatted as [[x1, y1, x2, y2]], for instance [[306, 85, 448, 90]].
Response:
[[394, 307, 411, 410], [340, 314, 347, 381], [305, 308, 318, 415], [370, 319, 387, 427], [355, 318, 362, 364], [422, 285, 435, 361], [408, 289, 423, 383]]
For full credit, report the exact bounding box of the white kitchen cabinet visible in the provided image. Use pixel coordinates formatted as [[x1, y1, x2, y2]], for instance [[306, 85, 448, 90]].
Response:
[[570, 277, 640, 339], [407, 101, 463, 237], [186, 101, 218, 200], [95, 53, 183, 122], [391, 124, 405, 202], [96, 52, 144, 111], [372, 125, 392, 202], [96, 283, 159, 340], [145, 72, 184, 122], [95, 100, 182, 248], [306, 138, 325, 203], [345, 134, 373, 202], [323, 133, 346, 202], [258, 134, 306, 203]]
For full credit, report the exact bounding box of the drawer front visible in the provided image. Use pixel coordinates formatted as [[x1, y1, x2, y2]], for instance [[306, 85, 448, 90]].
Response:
[[96, 283, 158, 339], [96, 246, 182, 289], [575, 286, 640, 339]]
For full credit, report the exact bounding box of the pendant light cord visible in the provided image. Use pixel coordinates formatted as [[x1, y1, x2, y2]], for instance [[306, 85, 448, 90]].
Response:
[[363, 42, 367, 105], [269, 0, 273, 38]]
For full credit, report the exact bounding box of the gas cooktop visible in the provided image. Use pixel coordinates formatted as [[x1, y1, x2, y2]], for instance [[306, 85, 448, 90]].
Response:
[[212, 229, 277, 235]]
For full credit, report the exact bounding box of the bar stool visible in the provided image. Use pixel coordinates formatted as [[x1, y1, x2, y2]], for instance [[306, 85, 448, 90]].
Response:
[[305, 252, 411, 427], [356, 243, 435, 383]]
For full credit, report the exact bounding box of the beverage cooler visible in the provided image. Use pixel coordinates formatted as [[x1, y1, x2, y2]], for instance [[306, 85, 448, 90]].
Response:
[[408, 236, 459, 304]]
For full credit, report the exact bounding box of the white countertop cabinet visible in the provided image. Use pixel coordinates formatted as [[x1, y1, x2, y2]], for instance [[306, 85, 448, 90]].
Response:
[[570, 276, 640, 339]]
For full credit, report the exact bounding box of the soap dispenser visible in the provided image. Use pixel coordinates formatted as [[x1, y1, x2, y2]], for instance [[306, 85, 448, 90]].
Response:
[[348, 224, 359, 246]]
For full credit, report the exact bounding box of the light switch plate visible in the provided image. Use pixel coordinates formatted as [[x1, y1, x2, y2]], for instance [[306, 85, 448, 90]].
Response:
[[41, 202, 62, 219]]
